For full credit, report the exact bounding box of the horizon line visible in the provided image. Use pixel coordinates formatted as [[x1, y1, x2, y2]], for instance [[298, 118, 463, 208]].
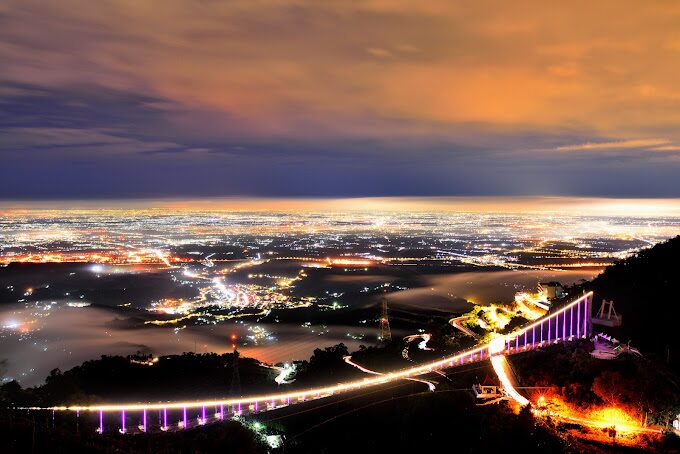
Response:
[[2, 196, 680, 216]]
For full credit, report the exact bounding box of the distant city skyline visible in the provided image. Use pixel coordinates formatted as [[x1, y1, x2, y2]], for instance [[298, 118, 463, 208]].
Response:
[[2, 1, 680, 199]]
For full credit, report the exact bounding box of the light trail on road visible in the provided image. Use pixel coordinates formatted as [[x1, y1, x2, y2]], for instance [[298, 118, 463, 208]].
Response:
[[490, 355, 529, 407], [343, 356, 382, 376], [343, 355, 437, 391], [401, 333, 448, 382], [403, 334, 433, 352], [449, 316, 479, 338], [273, 364, 296, 385], [487, 334, 529, 406]]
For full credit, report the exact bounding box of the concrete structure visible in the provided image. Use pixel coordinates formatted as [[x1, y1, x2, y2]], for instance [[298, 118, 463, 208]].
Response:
[[592, 299, 622, 327], [472, 384, 503, 399], [591, 333, 640, 360], [538, 281, 565, 300]]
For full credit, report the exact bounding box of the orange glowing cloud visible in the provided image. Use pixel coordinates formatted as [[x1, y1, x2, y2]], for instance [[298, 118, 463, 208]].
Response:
[[1, 0, 680, 143]]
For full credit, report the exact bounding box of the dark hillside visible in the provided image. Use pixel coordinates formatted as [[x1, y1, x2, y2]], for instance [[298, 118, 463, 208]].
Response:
[[585, 235, 680, 371]]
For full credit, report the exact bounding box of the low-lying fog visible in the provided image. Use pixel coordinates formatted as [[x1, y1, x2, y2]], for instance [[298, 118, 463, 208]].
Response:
[[0, 303, 372, 386], [386, 269, 600, 312], [0, 269, 599, 386]]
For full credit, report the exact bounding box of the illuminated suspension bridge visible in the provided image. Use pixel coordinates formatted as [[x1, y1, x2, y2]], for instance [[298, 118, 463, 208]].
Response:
[[17, 292, 593, 434]]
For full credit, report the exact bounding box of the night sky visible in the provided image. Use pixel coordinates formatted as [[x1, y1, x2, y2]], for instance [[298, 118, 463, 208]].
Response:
[[1, 1, 680, 199]]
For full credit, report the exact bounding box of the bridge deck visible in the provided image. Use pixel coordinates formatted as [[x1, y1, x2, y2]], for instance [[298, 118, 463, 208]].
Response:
[[18, 292, 593, 434]]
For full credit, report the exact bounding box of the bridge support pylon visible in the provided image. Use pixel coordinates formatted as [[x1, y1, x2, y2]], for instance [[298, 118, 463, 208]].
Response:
[[585, 291, 593, 337]]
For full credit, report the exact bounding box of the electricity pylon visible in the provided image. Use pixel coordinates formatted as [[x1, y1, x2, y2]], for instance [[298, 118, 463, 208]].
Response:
[[230, 335, 241, 395], [379, 297, 392, 342]]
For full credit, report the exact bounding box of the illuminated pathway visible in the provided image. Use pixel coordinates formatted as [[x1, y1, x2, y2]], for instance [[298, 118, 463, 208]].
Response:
[[19, 292, 593, 434]]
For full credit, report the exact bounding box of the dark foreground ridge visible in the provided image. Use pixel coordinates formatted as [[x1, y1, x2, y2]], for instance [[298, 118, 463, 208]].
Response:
[[2, 237, 680, 452], [583, 234, 680, 373]]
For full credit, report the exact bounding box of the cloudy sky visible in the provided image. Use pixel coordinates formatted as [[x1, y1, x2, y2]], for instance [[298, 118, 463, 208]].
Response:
[[1, 0, 680, 199]]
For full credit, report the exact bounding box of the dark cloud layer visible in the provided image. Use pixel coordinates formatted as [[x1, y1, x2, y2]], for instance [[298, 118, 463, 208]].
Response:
[[1, 1, 680, 198]]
